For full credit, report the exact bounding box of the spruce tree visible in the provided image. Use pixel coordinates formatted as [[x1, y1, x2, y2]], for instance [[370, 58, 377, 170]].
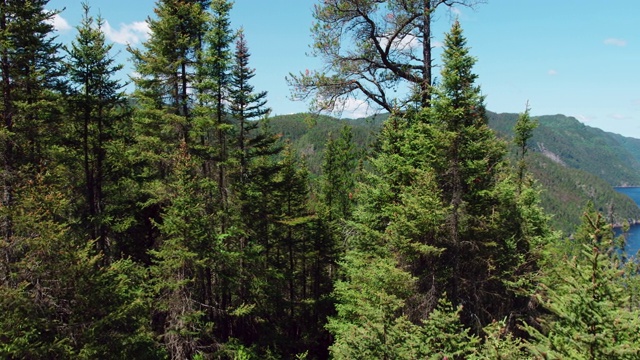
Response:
[[228, 28, 271, 180], [319, 125, 358, 224], [64, 3, 128, 259], [416, 20, 548, 330], [130, 0, 208, 143], [0, 0, 64, 267], [328, 21, 552, 357], [150, 142, 221, 358], [513, 105, 537, 193], [525, 204, 640, 359], [0, 171, 160, 359]]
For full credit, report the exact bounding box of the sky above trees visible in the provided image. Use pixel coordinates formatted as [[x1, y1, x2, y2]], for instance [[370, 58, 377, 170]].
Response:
[[48, 0, 640, 138]]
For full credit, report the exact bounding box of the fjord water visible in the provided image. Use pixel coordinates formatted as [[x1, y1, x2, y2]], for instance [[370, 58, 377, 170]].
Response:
[[614, 187, 640, 257]]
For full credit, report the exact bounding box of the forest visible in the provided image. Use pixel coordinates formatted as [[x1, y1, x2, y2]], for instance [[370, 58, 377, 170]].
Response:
[[1, 0, 639, 359]]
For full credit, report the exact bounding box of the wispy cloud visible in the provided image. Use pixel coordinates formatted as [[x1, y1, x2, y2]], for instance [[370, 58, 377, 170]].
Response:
[[335, 98, 375, 119], [47, 13, 72, 33], [547, 69, 558, 76], [379, 33, 420, 51], [604, 38, 627, 47], [102, 20, 150, 45], [576, 114, 595, 123], [609, 113, 630, 120]]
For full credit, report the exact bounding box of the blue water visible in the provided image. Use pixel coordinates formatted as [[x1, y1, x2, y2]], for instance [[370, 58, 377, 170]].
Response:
[[614, 187, 640, 257]]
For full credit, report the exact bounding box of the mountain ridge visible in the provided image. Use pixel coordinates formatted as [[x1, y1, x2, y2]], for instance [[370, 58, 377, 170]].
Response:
[[267, 110, 640, 233]]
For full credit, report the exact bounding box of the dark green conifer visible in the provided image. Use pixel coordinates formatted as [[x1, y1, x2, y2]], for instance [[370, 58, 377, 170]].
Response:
[[526, 204, 640, 359], [64, 3, 129, 259]]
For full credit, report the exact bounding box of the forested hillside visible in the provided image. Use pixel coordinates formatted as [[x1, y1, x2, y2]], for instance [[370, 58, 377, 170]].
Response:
[[269, 112, 640, 234], [1, 1, 640, 359], [489, 112, 640, 186]]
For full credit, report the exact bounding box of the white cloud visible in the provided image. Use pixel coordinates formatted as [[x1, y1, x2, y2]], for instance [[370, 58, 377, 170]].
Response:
[[48, 13, 72, 33], [576, 114, 594, 123], [335, 98, 375, 119], [102, 20, 150, 45], [547, 69, 557, 76], [433, 39, 444, 48], [379, 33, 420, 51], [609, 113, 630, 120], [604, 38, 627, 46]]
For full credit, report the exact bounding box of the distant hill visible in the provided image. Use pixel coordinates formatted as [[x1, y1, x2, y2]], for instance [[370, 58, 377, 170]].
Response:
[[488, 112, 640, 187], [268, 111, 640, 233]]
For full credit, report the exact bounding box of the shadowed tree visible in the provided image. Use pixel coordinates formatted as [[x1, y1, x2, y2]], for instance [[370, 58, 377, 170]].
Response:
[[65, 3, 129, 259], [0, 0, 64, 271]]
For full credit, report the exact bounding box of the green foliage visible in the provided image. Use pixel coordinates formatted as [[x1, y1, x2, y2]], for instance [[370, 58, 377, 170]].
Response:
[[0, 171, 161, 359], [328, 252, 480, 359], [514, 106, 538, 191], [328, 21, 550, 357], [2, 1, 640, 358], [149, 144, 219, 358], [63, 2, 129, 259], [471, 320, 529, 360], [525, 203, 640, 359], [319, 125, 358, 223], [490, 111, 640, 187]]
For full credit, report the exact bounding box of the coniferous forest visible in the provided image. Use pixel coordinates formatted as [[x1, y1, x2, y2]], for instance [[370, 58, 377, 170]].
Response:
[[1, 1, 640, 359]]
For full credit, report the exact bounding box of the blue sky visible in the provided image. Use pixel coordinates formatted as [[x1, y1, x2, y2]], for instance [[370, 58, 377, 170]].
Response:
[[48, 1, 640, 138]]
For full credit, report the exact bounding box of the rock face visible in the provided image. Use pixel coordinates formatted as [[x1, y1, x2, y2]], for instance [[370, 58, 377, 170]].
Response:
[[537, 142, 566, 166]]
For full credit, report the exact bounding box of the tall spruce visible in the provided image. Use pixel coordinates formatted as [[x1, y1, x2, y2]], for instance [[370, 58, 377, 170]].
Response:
[[194, 0, 233, 206], [320, 125, 358, 224], [513, 105, 537, 193], [64, 3, 128, 259], [228, 28, 271, 180], [124, 0, 210, 262], [130, 0, 208, 143], [0, 0, 63, 273], [328, 21, 552, 357], [150, 142, 220, 358], [416, 20, 549, 331], [192, 0, 237, 343]]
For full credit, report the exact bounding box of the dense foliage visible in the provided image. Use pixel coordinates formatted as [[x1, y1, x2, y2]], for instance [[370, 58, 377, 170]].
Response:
[[0, 1, 639, 359]]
